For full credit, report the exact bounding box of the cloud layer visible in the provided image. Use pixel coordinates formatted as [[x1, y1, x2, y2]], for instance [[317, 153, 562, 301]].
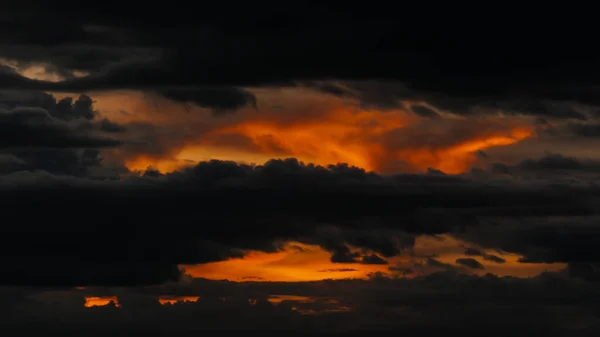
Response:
[[2, 3, 600, 335], [4, 272, 600, 336]]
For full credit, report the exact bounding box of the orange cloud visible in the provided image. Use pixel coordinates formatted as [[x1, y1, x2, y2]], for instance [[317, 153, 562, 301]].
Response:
[[158, 296, 200, 305], [391, 123, 535, 173], [183, 242, 388, 282], [104, 88, 537, 174], [193, 107, 409, 172], [124, 155, 194, 173], [83, 296, 202, 307], [183, 236, 565, 282], [267, 295, 314, 305], [84, 296, 120, 307]]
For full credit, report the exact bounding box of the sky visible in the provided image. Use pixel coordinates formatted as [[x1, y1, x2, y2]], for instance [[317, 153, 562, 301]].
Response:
[[1, 3, 600, 336]]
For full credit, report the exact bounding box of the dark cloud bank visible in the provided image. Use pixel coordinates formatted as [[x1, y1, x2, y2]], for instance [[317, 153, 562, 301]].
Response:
[[3, 146, 600, 286], [3, 272, 600, 336], [2, 3, 600, 121]]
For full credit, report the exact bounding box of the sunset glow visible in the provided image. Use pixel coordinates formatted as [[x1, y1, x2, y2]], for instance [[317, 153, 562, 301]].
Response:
[[84, 296, 120, 307], [183, 236, 564, 282], [3, 6, 599, 334], [117, 94, 537, 175], [183, 242, 387, 282], [158, 296, 200, 305]]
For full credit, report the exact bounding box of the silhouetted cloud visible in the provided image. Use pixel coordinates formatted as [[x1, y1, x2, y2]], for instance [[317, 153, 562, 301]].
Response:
[[317, 268, 358, 272], [464, 248, 506, 264], [0, 156, 598, 286], [152, 88, 258, 115], [2, 4, 600, 119], [456, 258, 485, 269]]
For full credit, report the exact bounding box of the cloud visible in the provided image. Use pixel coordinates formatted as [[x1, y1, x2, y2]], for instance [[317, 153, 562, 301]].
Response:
[[317, 268, 358, 272], [59, 88, 538, 175], [0, 153, 26, 173], [2, 271, 600, 335], [2, 4, 600, 121], [409, 104, 440, 118], [455, 258, 485, 269], [360, 254, 389, 265], [2, 4, 600, 334], [464, 247, 506, 264], [568, 122, 600, 138], [486, 154, 600, 183], [151, 88, 258, 115], [0, 91, 597, 287], [301, 80, 600, 122], [0, 156, 599, 286], [0, 45, 160, 76], [0, 91, 125, 177], [0, 57, 260, 113], [0, 106, 121, 149]]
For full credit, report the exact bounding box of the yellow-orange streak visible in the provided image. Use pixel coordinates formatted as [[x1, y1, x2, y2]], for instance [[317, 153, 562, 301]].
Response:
[[268, 295, 314, 305], [124, 155, 193, 173], [158, 296, 200, 305], [397, 126, 534, 174], [175, 115, 535, 175], [194, 108, 409, 172], [84, 296, 120, 307], [184, 242, 389, 282], [184, 237, 565, 282]]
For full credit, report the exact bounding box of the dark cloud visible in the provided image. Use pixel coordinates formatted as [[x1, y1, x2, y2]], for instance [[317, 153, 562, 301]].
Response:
[[568, 122, 600, 138], [0, 106, 121, 149], [568, 263, 600, 283], [300, 80, 410, 111], [152, 88, 258, 115], [387, 266, 413, 275], [475, 150, 488, 158], [0, 57, 259, 113], [97, 118, 127, 133], [240, 276, 265, 280], [317, 268, 358, 272], [0, 153, 25, 173], [455, 258, 485, 269], [360, 254, 389, 265], [487, 154, 600, 181], [1, 271, 599, 335], [303, 80, 599, 120], [0, 91, 124, 177], [464, 247, 506, 264], [517, 154, 593, 171], [0, 91, 97, 120], [1, 4, 599, 120], [1, 262, 184, 287], [0, 66, 47, 88], [1, 156, 599, 286], [0, 45, 161, 75], [422, 258, 460, 272], [410, 104, 440, 118]]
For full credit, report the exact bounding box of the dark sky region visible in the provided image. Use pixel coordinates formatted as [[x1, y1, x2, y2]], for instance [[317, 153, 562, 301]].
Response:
[[1, 2, 600, 336]]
